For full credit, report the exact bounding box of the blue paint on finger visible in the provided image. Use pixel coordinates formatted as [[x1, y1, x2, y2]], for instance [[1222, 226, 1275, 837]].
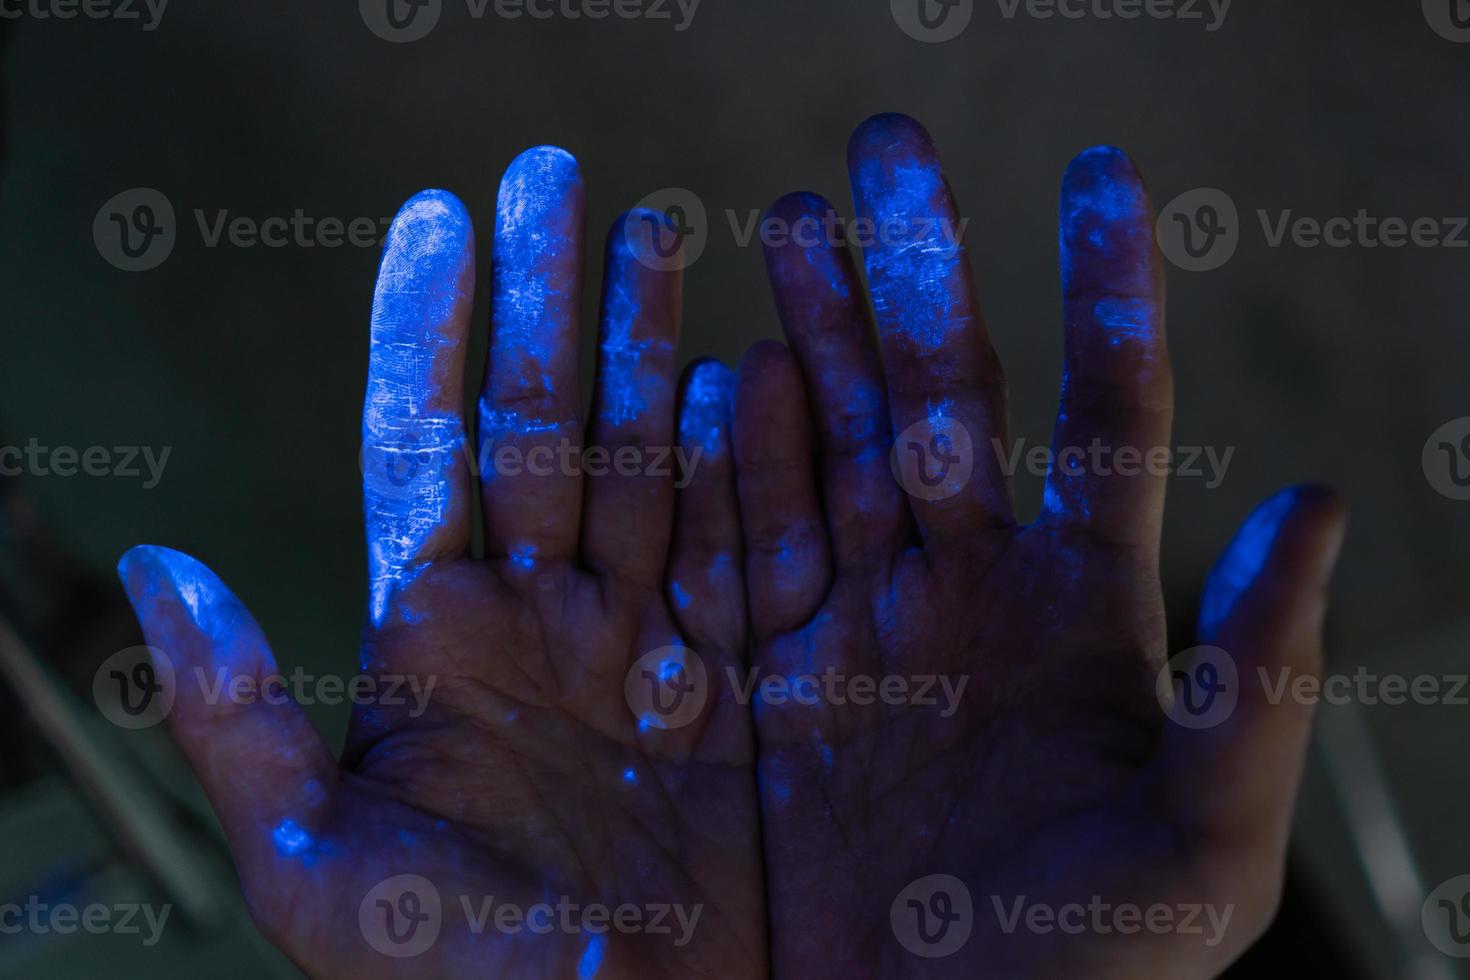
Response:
[[492, 146, 582, 383], [1199, 488, 1299, 638], [363, 189, 473, 627], [850, 115, 969, 352]]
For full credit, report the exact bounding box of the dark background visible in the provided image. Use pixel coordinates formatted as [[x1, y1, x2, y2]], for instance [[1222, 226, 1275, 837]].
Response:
[[0, 1, 1467, 975]]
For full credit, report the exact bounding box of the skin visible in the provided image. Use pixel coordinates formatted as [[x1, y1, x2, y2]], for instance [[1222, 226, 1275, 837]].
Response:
[[117, 148, 763, 979], [741, 114, 1345, 978], [115, 120, 1346, 980]]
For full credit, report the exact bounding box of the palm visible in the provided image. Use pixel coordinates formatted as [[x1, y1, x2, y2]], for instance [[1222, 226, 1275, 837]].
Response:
[[277, 560, 761, 978], [757, 531, 1174, 977], [119, 148, 764, 979]]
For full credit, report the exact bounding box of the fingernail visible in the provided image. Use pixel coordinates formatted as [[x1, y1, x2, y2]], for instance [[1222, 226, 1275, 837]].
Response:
[[680, 360, 733, 452]]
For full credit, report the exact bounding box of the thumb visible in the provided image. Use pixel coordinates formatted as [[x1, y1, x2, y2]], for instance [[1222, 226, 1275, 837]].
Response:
[[117, 545, 337, 875], [1161, 485, 1346, 868]]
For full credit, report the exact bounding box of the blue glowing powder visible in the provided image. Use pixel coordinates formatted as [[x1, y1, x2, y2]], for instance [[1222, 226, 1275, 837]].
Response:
[[1199, 488, 1299, 637], [850, 116, 970, 352], [362, 189, 472, 627]]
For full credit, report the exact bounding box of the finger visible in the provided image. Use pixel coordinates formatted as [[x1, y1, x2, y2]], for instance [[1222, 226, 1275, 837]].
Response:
[[1161, 486, 1346, 863], [479, 146, 587, 568], [732, 341, 830, 640], [763, 191, 910, 574], [581, 211, 681, 588], [668, 360, 744, 650], [362, 190, 476, 629], [117, 546, 337, 877], [848, 113, 1013, 546], [1042, 146, 1172, 553]]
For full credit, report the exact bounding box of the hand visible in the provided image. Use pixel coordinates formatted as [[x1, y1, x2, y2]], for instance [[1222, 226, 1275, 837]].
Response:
[[118, 148, 764, 979], [736, 114, 1346, 979]]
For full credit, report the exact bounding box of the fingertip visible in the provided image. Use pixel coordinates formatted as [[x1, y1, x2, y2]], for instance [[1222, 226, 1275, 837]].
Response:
[[1200, 485, 1348, 641], [389, 188, 473, 243], [679, 359, 734, 452], [847, 112, 935, 170], [764, 190, 836, 229], [117, 544, 252, 650], [1059, 145, 1152, 268], [504, 144, 582, 187], [735, 339, 799, 397], [1063, 145, 1142, 192], [608, 207, 681, 272], [496, 146, 585, 236]]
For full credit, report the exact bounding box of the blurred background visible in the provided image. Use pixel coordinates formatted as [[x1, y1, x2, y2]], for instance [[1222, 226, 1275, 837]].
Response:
[[0, 0, 1467, 975]]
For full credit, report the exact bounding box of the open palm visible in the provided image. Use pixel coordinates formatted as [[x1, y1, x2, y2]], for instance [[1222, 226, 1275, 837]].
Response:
[[735, 116, 1345, 979], [119, 149, 764, 979]]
